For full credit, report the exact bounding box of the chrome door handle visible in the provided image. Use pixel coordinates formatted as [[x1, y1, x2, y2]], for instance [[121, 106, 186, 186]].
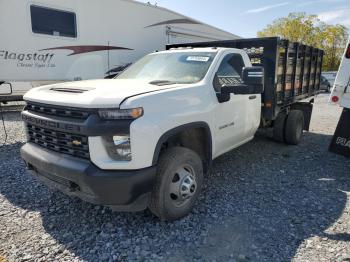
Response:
[[249, 95, 257, 100]]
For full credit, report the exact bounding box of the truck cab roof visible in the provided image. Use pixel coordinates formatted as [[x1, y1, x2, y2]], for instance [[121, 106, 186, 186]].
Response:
[[156, 47, 244, 54]]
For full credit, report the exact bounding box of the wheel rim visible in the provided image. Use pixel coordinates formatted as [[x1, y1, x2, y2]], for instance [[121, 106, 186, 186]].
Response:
[[169, 165, 197, 207]]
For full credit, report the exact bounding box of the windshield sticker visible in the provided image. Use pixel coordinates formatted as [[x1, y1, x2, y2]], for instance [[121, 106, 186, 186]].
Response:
[[186, 56, 210, 62]]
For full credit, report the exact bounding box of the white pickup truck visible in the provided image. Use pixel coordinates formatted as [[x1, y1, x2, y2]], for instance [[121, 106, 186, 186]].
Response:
[[20, 37, 323, 220]]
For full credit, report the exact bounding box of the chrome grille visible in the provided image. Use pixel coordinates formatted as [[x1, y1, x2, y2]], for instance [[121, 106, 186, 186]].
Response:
[[26, 102, 90, 119], [27, 124, 90, 159]]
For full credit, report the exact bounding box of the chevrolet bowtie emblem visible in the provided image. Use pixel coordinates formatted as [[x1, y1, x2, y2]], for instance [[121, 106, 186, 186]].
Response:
[[72, 140, 82, 146]]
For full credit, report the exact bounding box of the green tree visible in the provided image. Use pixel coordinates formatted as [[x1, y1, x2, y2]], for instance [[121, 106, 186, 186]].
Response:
[[320, 24, 348, 70], [258, 13, 348, 71]]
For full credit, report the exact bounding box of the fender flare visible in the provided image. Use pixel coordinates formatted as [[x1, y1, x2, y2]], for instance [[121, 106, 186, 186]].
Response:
[[152, 121, 213, 168]]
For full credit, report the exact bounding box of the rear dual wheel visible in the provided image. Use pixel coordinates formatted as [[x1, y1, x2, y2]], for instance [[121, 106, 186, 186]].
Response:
[[273, 110, 304, 145], [273, 113, 287, 143]]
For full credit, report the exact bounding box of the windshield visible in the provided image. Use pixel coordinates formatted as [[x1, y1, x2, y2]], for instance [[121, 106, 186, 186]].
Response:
[[117, 52, 217, 84]]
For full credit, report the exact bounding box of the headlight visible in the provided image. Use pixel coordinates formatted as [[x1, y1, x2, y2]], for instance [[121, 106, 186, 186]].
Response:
[[103, 135, 132, 161], [98, 108, 143, 120]]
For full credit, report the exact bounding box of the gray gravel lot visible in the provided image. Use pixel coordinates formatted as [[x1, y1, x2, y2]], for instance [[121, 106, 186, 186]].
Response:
[[0, 95, 350, 262]]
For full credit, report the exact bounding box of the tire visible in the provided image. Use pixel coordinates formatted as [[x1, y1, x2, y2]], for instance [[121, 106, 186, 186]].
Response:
[[273, 113, 287, 143], [149, 147, 203, 221], [285, 110, 304, 145], [327, 85, 331, 93]]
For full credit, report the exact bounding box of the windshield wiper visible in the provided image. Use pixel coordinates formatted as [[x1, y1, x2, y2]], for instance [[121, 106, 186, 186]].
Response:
[[149, 80, 180, 86]]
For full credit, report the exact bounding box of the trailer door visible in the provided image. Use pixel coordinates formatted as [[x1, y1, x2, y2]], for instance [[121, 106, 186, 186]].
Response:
[[330, 40, 350, 109], [339, 43, 350, 109], [329, 39, 350, 158]]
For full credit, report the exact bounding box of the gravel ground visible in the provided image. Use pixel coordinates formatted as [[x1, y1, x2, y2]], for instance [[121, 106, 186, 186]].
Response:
[[0, 95, 350, 262]]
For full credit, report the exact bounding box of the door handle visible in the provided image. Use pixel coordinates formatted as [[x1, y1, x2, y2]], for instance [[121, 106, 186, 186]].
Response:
[[249, 95, 257, 100]]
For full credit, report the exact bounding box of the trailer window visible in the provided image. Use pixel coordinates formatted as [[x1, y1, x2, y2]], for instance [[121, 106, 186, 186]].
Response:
[[30, 5, 77, 38]]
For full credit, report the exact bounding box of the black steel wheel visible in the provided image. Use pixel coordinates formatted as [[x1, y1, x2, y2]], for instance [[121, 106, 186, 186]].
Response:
[[273, 113, 287, 143], [149, 147, 203, 221]]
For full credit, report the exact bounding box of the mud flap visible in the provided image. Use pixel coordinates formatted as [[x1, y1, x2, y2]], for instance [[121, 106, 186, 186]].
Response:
[[291, 102, 313, 131], [329, 108, 350, 158]]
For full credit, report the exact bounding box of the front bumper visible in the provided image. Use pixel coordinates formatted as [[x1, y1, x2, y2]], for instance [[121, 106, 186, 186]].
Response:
[[21, 143, 157, 211]]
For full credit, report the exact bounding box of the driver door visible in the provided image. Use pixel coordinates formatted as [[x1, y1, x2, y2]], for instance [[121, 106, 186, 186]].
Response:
[[212, 52, 253, 157]]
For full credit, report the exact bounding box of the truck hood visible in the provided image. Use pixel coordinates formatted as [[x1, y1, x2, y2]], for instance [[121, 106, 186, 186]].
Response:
[[23, 79, 183, 108]]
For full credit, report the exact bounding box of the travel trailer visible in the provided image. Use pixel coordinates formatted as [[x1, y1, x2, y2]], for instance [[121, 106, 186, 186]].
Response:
[[329, 39, 350, 158], [0, 0, 238, 101]]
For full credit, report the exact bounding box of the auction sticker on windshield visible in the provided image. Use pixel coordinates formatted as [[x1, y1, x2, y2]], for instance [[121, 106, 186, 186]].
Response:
[[186, 56, 210, 62]]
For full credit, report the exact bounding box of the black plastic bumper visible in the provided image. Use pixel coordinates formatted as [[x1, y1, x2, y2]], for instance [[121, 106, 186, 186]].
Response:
[[21, 143, 157, 211]]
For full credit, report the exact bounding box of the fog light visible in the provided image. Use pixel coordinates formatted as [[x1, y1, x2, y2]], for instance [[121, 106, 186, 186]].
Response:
[[113, 135, 131, 158], [104, 135, 132, 161], [116, 148, 131, 157]]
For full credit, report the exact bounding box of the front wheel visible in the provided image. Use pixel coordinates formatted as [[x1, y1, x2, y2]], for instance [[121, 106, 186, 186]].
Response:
[[149, 147, 203, 221]]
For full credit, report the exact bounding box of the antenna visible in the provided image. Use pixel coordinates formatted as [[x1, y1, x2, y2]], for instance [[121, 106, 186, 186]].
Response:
[[107, 41, 110, 76]]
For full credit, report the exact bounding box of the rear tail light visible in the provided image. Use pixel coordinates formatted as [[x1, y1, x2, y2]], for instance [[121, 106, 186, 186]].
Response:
[[332, 96, 339, 103], [346, 44, 350, 59]]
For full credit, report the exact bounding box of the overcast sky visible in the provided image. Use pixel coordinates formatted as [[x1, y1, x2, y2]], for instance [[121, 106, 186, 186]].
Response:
[[137, 0, 350, 37]]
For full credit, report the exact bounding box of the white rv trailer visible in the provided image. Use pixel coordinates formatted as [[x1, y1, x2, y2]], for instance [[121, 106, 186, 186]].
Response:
[[0, 0, 238, 101], [329, 39, 350, 158]]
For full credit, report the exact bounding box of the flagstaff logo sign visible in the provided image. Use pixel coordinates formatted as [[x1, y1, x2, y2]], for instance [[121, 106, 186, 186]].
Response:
[[0, 45, 133, 70], [0, 50, 56, 69]]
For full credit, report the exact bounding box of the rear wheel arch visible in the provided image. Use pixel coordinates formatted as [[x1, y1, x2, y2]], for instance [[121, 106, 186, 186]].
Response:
[[152, 122, 213, 173]]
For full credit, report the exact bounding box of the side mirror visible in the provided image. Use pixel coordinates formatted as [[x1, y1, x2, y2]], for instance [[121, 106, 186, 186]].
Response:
[[242, 66, 264, 86], [215, 66, 264, 103], [221, 66, 264, 95]]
